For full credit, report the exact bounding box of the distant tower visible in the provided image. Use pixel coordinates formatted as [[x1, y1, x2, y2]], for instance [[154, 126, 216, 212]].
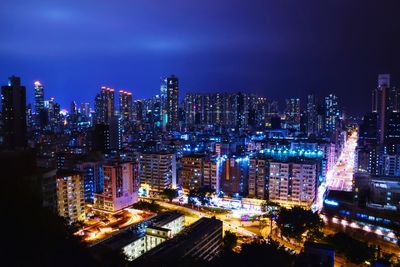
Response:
[[1, 76, 27, 148], [94, 86, 115, 124], [372, 74, 399, 144], [119, 90, 133, 121], [306, 93, 318, 136], [34, 81, 47, 127], [285, 98, 301, 128], [324, 94, 340, 134], [161, 75, 179, 130], [34, 81, 44, 114]]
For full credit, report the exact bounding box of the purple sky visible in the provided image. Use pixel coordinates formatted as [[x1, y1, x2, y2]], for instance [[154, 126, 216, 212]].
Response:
[[1, 0, 400, 115]]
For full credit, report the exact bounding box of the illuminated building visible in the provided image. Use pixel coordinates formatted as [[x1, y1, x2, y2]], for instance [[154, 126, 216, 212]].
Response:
[[94, 86, 115, 125], [1, 76, 27, 148], [248, 157, 269, 199], [221, 156, 249, 197], [139, 217, 223, 263], [285, 98, 301, 129], [56, 170, 85, 223], [323, 189, 399, 244], [306, 93, 318, 136], [75, 160, 103, 203], [268, 159, 317, 207], [372, 74, 400, 145], [34, 80, 44, 114], [91, 212, 185, 262], [119, 90, 133, 121], [183, 93, 203, 129], [93, 161, 139, 212], [146, 212, 185, 252], [160, 75, 179, 130], [34, 80, 47, 127], [80, 102, 90, 119], [181, 154, 205, 190], [180, 154, 221, 192], [133, 99, 144, 126], [324, 94, 340, 135], [203, 156, 221, 192], [139, 152, 177, 195]]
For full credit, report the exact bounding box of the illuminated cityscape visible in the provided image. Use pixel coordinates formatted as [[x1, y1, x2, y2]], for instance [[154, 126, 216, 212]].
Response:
[[1, 1, 400, 267]]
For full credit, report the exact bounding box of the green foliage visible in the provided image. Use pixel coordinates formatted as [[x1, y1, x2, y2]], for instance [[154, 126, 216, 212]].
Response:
[[160, 188, 178, 202], [276, 206, 324, 242], [213, 239, 296, 267], [188, 187, 215, 205], [132, 200, 161, 213], [223, 231, 238, 251], [326, 232, 375, 264]]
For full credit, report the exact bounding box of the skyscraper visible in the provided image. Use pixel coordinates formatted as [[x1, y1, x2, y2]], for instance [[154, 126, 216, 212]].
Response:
[[372, 74, 400, 144], [161, 75, 179, 130], [94, 86, 115, 124], [306, 93, 318, 136], [285, 98, 301, 129], [324, 94, 340, 134], [1, 76, 27, 148], [34, 80, 44, 114], [34, 81, 47, 127], [119, 90, 133, 121]]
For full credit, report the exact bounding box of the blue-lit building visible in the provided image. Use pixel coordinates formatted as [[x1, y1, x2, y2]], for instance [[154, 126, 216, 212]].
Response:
[[322, 189, 399, 244], [76, 160, 104, 203]]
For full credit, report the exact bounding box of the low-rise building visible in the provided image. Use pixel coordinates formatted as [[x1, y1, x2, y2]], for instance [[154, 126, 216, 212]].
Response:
[[138, 217, 223, 264]]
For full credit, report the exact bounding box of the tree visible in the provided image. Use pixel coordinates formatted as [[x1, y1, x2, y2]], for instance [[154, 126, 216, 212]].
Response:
[[276, 206, 324, 242], [160, 188, 178, 202], [223, 231, 238, 252], [188, 187, 215, 205], [213, 239, 295, 267], [326, 232, 375, 264]]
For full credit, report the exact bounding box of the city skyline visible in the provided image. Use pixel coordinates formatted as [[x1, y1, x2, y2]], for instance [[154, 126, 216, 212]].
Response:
[[1, 0, 400, 115], [1, 1, 400, 266]]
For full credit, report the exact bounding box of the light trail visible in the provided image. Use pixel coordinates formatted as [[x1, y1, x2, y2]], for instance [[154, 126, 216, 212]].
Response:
[[313, 131, 358, 212]]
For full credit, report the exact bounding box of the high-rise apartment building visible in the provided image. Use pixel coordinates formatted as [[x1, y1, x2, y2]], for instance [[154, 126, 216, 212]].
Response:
[[94, 161, 139, 212], [139, 152, 177, 195], [372, 74, 400, 145], [1, 75, 27, 148], [34, 80, 44, 114], [248, 157, 269, 199], [324, 94, 340, 134], [119, 90, 133, 121], [34, 80, 47, 127], [56, 170, 85, 223], [75, 160, 104, 203], [181, 154, 205, 191], [285, 98, 301, 129], [94, 86, 115, 124], [268, 160, 317, 207], [220, 157, 249, 196], [161, 75, 179, 130], [306, 93, 318, 136]]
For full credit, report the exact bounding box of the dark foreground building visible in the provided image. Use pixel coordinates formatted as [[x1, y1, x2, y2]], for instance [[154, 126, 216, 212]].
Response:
[[137, 217, 223, 265], [1, 75, 27, 149]]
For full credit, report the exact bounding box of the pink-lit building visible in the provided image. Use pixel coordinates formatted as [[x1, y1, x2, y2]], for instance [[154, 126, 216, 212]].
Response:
[[94, 161, 139, 212]]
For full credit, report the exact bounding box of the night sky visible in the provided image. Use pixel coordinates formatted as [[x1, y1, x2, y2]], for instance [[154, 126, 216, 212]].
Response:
[[1, 0, 400, 115]]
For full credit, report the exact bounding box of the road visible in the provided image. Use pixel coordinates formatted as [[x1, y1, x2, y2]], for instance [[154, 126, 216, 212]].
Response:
[[326, 131, 357, 192], [156, 200, 256, 237]]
